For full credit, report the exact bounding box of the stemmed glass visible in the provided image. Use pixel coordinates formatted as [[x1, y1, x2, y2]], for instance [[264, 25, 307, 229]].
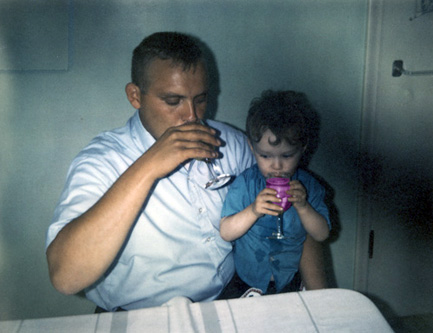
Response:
[[266, 177, 291, 239], [202, 156, 231, 190], [191, 120, 232, 190]]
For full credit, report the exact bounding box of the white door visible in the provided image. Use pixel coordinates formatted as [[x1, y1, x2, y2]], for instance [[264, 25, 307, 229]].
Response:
[[355, 0, 433, 318]]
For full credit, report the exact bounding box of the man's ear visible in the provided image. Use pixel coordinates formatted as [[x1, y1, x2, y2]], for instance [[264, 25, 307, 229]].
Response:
[[125, 83, 142, 109]]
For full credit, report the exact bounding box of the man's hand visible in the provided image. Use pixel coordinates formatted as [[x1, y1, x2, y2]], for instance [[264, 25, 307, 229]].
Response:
[[144, 122, 221, 179]]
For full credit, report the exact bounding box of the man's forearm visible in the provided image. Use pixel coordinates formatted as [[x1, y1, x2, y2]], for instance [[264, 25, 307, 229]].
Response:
[[46, 155, 157, 295]]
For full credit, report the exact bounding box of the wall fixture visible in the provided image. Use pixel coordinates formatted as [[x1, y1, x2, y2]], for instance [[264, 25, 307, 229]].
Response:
[[410, 0, 433, 20], [392, 60, 433, 77]]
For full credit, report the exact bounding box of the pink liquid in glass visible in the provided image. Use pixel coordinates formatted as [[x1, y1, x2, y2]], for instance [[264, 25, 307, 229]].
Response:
[[266, 177, 291, 211]]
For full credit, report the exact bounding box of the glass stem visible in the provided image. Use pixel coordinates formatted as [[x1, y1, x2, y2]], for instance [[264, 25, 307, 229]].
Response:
[[205, 159, 217, 178], [276, 215, 284, 236]]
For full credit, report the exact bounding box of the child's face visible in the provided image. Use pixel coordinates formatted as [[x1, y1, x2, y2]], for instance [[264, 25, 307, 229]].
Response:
[[250, 129, 305, 178]]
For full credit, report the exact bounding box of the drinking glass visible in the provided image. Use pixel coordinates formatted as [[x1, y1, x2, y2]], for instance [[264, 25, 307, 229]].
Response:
[[202, 156, 231, 190], [266, 177, 291, 239], [192, 120, 232, 190]]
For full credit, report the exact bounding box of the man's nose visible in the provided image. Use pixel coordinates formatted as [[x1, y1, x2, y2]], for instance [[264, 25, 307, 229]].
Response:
[[184, 101, 199, 122]]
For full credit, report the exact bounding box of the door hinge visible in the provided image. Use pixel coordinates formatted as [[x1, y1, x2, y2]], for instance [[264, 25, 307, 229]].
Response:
[[368, 230, 375, 259]]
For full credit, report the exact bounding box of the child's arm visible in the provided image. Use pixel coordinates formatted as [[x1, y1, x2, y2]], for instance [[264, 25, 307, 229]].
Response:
[[220, 188, 282, 242], [289, 180, 330, 241]]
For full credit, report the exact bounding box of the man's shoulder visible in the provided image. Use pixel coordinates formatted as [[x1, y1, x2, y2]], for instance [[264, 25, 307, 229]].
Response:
[[74, 116, 139, 164], [206, 120, 246, 140], [84, 127, 130, 154]]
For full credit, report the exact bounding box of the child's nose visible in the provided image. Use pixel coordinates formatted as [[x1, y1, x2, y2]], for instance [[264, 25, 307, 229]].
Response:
[[271, 159, 282, 170]]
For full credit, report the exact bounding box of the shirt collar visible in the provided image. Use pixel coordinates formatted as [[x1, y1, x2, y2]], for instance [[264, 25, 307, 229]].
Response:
[[130, 110, 155, 153]]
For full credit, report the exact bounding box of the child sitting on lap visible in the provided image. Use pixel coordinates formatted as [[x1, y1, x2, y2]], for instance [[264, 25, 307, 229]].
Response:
[[220, 90, 331, 295]]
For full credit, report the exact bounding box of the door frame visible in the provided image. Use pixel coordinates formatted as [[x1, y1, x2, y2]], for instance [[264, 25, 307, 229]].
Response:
[[353, 0, 384, 293]]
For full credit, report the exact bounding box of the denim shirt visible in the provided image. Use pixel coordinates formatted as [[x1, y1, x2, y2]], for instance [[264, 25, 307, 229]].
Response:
[[46, 111, 254, 311], [221, 164, 330, 292]]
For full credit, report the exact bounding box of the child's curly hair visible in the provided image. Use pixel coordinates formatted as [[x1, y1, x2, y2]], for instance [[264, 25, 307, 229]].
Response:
[[246, 90, 311, 148]]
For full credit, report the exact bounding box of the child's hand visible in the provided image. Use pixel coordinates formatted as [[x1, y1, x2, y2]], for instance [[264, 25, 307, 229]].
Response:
[[251, 188, 284, 218], [288, 180, 308, 209]]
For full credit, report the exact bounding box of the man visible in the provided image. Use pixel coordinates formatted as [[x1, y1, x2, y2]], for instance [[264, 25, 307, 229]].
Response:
[[46, 32, 326, 312]]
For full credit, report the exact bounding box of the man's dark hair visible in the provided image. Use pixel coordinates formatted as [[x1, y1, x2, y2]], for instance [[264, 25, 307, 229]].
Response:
[[246, 90, 311, 147], [131, 32, 204, 92]]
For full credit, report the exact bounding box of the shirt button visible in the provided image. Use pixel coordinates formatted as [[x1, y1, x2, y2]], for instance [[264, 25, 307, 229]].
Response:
[[206, 237, 212, 242], [199, 207, 203, 214], [270, 256, 275, 262]]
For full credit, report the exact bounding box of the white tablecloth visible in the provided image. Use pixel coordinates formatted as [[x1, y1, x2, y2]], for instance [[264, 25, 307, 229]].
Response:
[[1, 289, 393, 332]]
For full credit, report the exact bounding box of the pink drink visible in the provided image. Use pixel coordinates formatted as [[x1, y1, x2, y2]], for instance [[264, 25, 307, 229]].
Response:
[[266, 177, 291, 211]]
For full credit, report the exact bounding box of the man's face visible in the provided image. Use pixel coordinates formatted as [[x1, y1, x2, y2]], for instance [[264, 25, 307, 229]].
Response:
[[250, 129, 305, 178], [137, 58, 208, 140]]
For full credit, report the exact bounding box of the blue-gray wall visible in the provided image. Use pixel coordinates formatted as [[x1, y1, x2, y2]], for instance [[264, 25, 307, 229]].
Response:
[[0, 0, 367, 320]]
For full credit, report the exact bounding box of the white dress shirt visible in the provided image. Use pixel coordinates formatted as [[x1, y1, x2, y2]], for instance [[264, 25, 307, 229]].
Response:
[[46, 111, 254, 311]]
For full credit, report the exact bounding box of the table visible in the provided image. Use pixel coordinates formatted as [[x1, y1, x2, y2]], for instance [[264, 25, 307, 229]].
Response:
[[1, 289, 393, 332]]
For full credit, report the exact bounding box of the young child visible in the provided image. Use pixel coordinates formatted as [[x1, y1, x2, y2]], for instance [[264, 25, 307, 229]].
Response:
[[220, 90, 331, 296]]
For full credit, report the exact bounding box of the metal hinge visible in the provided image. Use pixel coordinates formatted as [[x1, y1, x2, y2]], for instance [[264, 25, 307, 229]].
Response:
[[368, 230, 375, 259]]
